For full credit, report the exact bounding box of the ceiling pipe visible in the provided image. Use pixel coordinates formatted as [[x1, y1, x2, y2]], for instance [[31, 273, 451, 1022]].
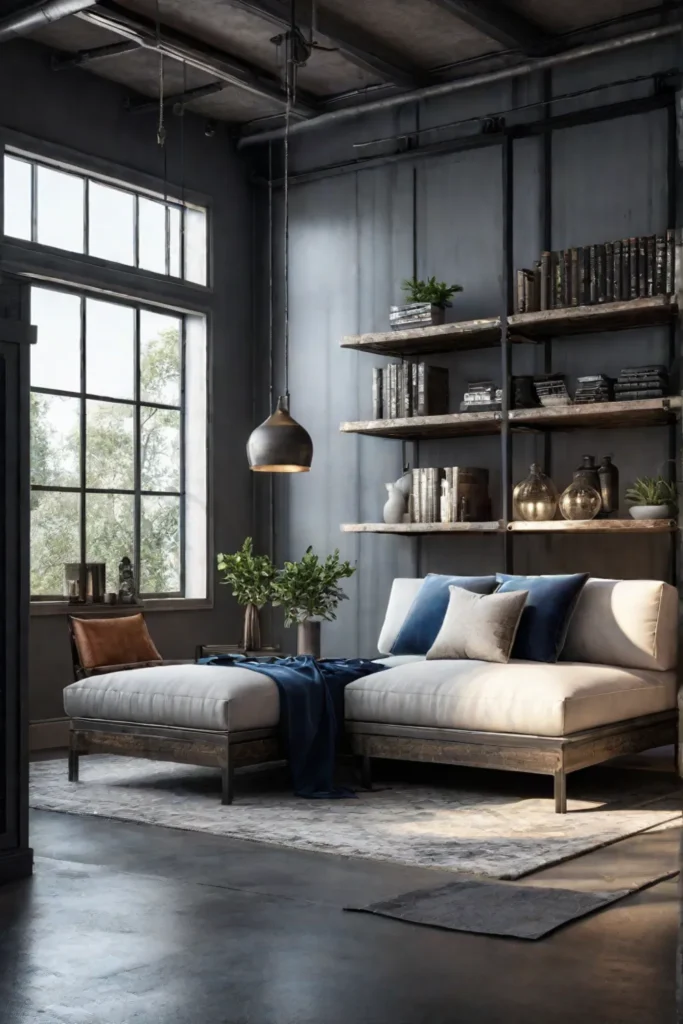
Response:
[[238, 20, 683, 148], [0, 0, 95, 42]]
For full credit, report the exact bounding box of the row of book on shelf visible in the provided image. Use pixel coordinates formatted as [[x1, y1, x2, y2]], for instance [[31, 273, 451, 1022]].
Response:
[[372, 363, 669, 420], [411, 467, 491, 524], [516, 230, 677, 313]]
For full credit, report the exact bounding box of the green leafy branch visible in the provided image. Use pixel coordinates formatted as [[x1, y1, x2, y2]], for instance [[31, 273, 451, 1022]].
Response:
[[271, 546, 356, 627], [216, 537, 276, 609], [401, 276, 463, 307]]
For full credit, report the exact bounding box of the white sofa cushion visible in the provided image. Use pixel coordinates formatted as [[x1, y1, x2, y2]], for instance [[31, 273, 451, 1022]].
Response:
[[377, 578, 424, 655], [345, 660, 676, 737], [562, 578, 677, 671], [64, 664, 280, 732]]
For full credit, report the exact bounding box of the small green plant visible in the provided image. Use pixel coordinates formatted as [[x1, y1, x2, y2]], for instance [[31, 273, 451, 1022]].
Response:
[[216, 537, 276, 608], [625, 476, 678, 509], [272, 547, 356, 627], [401, 276, 463, 308]]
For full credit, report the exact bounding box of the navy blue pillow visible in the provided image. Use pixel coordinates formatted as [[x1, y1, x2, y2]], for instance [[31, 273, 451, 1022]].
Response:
[[391, 574, 498, 656], [495, 573, 589, 663]]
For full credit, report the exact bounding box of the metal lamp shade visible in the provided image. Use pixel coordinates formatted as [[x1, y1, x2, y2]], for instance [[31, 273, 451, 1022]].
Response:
[[247, 396, 313, 473]]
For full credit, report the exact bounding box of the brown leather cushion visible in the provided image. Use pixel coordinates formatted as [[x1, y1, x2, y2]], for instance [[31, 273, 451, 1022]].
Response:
[[71, 613, 162, 670]]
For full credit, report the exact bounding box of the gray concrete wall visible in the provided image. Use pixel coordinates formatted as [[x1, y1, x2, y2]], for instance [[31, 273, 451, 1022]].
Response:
[[0, 39, 254, 728], [254, 36, 681, 660]]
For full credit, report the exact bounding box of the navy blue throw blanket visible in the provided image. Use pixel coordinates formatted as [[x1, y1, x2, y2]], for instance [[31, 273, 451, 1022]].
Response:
[[204, 655, 386, 799]]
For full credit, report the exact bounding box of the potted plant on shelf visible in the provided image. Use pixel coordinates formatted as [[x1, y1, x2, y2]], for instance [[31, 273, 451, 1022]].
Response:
[[625, 476, 678, 520], [216, 538, 276, 651], [390, 276, 464, 330], [271, 547, 356, 658]]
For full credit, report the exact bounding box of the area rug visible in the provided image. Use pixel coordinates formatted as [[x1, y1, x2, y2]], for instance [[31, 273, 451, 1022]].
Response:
[[346, 872, 679, 939], [29, 756, 682, 878]]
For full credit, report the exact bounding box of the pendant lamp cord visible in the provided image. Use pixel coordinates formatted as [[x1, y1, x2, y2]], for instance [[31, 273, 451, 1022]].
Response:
[[283, 12, 292, 407], [268, 142, 274, 409], [156, 0, 166, 148]]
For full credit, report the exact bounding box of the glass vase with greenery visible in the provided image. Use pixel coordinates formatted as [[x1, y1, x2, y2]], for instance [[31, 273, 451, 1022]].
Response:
[[271, 547, 356, 656], [216, 538, 276, 651]]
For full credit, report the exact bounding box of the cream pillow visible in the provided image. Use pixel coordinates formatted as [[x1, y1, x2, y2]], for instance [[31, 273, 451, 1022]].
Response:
[[426, 585, 528, 664]]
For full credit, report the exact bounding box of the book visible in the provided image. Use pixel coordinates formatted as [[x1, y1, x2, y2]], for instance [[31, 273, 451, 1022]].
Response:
[[540, 252, 551, 310], [382, 367, 390, 421], [389, 363, 398, 419], [413, 364, 449, 417], [638, 236, 647, 297], [655, 234, 667, 295], [666, 228, 675, 294], [553, 251, 562, 309], [570, 249, 579, 307], [411, 469, 421, 523], [596, 244, 606, 303], [533, 261, 542, 312], [562, 250, 571, 307], [605, 242, 614, 303], [621, 239, 631, 300], [579, 247, 590, 305], [629, 238, 638, 298], [646, 235, 656, 297], [516, 270, 526, 314], [612, 240, 622, 302], [372, 367, 383, 419], [589, 245, 597, 304]]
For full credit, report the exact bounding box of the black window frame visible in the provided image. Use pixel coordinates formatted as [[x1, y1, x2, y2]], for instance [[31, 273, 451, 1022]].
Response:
[[4, 148, 207, 285], [29, 282, 187, 601]]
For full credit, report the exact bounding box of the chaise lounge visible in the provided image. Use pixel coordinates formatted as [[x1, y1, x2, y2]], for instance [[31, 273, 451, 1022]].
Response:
[[63, 575, 679, 812]]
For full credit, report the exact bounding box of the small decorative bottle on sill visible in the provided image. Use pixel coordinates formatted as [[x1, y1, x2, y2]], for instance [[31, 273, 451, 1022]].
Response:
[[118, 556, 137, 604]]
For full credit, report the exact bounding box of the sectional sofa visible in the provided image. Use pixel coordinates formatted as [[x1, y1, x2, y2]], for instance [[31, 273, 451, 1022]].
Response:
[[63, 576, 679, 813]]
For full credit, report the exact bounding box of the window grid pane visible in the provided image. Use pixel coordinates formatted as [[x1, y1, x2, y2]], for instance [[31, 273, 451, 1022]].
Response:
[[29, 284, 186, 599], [3, 152, 207, 285]]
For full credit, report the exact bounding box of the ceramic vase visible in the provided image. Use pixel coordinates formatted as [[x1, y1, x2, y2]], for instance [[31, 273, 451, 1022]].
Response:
[[242, 602, 261, 652], [297, 620, 321, 658], [629, 504, 673, 520], [598, 456, 619, 515], [383, 482, 406, 524]]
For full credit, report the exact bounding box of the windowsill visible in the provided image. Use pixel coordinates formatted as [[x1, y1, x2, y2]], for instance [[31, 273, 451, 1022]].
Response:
[[30, 598, 213, 617]]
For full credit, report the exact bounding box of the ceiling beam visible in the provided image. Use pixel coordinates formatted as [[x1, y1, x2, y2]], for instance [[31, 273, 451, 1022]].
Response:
[[51, 39, 139, 69], [229, 0, 420, 87], [425, 0, 553, 55], [77, 0, 317, 118], [125, 81, 227, 114]]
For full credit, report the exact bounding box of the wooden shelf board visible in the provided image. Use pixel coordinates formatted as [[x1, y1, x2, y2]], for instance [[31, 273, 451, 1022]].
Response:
[[509, 295, 676, 338], [341, 318, 512, 356], [508, 519, 676, 533], [511, 396, 682, 431], [341, 522, 504, 534], [341, 397, 682, 440]]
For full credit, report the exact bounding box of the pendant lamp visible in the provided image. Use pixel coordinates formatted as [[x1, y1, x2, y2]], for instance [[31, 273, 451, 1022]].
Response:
[[247, 4, 313, 473]]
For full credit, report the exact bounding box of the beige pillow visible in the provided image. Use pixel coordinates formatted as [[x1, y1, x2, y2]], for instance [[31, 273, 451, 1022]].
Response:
[[426, 586, 528, 664]]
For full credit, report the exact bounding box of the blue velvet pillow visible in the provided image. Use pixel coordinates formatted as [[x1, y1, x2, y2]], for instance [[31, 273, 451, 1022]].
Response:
[[391, 574, 498, 656], [495, 573, 589, 663]]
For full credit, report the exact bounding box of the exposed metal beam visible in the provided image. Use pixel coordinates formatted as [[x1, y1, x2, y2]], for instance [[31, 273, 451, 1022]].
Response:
[[230, 0, 420, 87], [51, 39, 138, 69], [77, 0, 317, 118], [425, 0, 553, 55], [125, 81, 227, 115], [0, 0, 95, 41], [238, 20, 683, 147]]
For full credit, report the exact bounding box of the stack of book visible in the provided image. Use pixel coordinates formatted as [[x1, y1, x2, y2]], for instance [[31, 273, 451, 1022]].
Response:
[[372, 364, 449, 420], [614, 365, 668, 401], [411, 467, 491, 523], [515, 230, 676, 312], [533, 375, 571, 408], [573, 375, 613, 404], [459, 380, 502, 413]]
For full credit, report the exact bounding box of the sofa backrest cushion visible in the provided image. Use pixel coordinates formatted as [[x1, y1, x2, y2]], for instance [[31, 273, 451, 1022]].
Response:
[[378, 579, 424, 655], [561, 578, 677, 671], [496, 572, 589, 663]]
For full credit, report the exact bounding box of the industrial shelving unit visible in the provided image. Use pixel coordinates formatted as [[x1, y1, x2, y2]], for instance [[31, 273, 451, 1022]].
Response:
[[339, 77, 682, 575]]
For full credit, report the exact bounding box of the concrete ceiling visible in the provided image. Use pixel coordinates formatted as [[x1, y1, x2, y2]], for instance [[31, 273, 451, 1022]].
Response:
[[12, 0, 675, 133]]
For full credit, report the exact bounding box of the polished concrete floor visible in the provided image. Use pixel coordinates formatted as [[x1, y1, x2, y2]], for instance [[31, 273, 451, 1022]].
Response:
[[0, 796, 677, 1024]]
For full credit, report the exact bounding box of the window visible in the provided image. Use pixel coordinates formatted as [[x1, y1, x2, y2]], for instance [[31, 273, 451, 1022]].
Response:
[[3, 151, 208, 285], [29, 285, 207, 601]]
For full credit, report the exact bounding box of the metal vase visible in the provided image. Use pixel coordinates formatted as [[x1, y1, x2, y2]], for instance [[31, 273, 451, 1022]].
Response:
[[297, 620, 321, 658], [242, 603, 261, 652]]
